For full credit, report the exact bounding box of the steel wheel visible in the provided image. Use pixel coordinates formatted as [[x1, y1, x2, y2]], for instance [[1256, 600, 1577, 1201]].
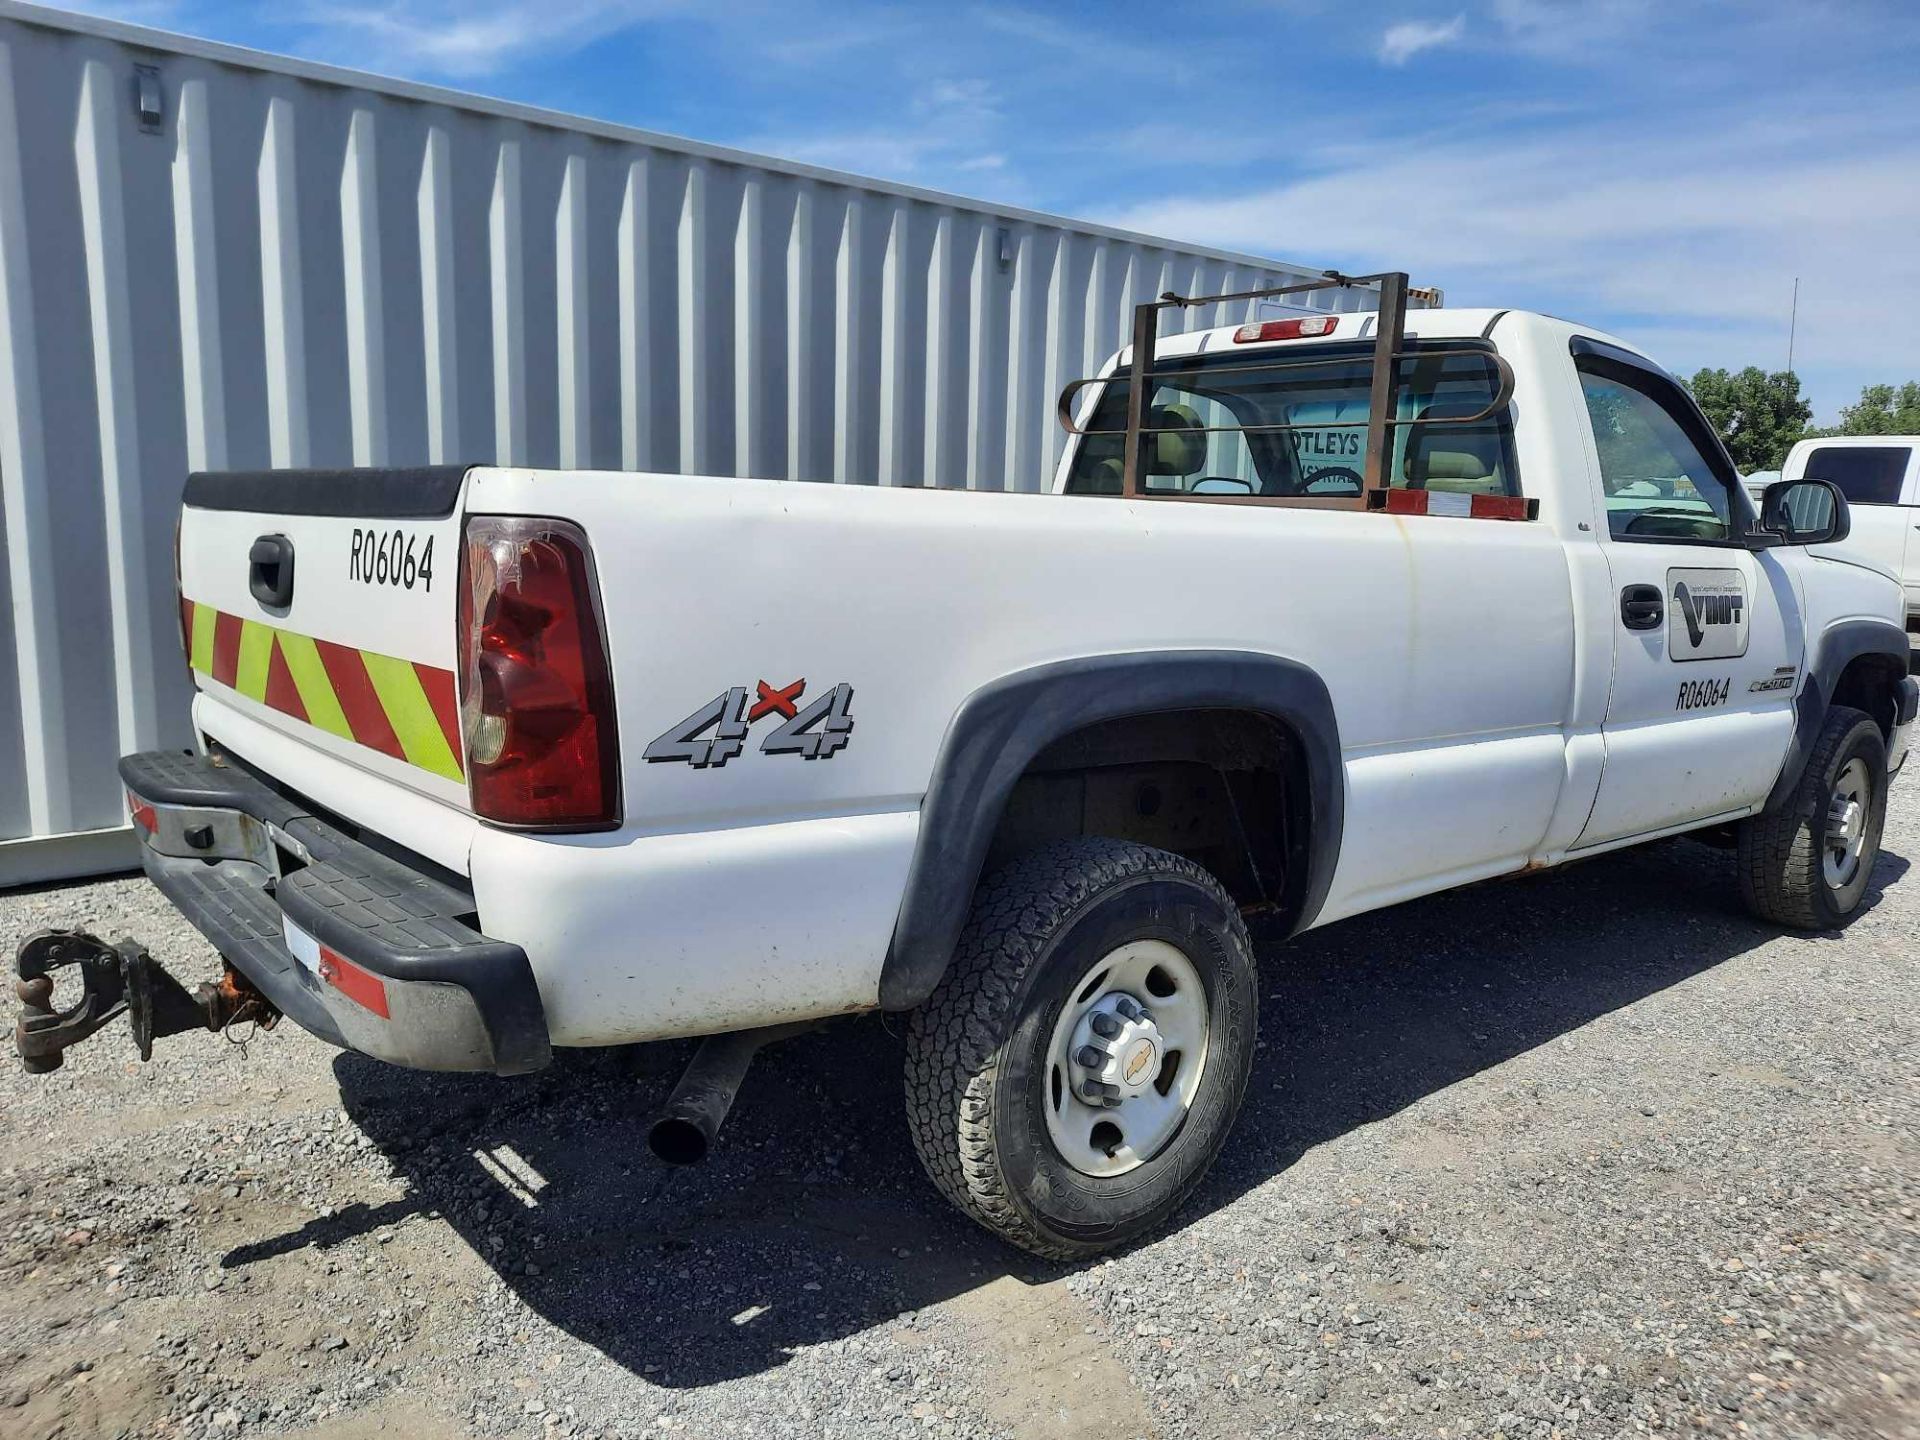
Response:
[[1738, 706, 1886, 931], [1042, 938, 1209, 1177], [906, 837, 1258, 1257], [1823, 757, 1871, 890]]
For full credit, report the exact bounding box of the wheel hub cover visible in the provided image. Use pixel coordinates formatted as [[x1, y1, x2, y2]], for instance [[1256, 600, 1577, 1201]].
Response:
[[1831, 797, 1862, 850], [1071, 995, 1163, 1103]]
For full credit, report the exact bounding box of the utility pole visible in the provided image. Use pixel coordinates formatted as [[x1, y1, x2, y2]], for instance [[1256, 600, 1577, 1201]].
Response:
[[1786, 277, 1799, 375]]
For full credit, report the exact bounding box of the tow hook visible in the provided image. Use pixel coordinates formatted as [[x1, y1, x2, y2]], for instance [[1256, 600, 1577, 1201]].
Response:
[[12, 930, 279, 1074]]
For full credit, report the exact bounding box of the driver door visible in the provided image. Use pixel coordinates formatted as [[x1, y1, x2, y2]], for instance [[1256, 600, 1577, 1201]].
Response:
[[1572, 344, 1804, 848]]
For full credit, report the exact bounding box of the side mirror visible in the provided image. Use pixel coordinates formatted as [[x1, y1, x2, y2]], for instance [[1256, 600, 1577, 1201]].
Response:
[[1190, 476, 1254, 496], [1760, 477, 1850, 546]]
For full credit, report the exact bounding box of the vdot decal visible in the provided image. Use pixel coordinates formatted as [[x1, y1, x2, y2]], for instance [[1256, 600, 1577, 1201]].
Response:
[[1667, 568, 1749, 662], [644, 679, 855, 768]]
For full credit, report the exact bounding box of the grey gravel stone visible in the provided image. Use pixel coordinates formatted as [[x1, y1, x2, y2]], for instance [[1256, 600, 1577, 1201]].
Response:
[[2, 789, 1917, 1438]]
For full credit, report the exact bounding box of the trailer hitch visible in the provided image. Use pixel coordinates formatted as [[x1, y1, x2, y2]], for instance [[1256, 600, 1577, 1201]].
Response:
[[12, 930, 276, 1074]]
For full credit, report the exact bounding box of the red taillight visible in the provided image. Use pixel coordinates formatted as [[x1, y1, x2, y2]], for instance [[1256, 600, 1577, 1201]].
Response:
[[1233, 316, 1338, 343], [457, 516, 620, 828]]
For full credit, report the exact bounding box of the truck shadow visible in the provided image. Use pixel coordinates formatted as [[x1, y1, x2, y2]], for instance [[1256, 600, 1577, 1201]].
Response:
[[253, 836, 1904, 1388]]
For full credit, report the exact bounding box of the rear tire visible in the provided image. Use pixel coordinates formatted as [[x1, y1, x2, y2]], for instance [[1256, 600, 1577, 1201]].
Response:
[[903, 838, 1257, 1259], [1737, 705, 1886, 929]]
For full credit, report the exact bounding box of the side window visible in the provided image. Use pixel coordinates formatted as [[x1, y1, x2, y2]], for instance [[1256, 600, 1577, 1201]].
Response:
[[1800, 447, 1910, 506], [1065, 344, 1518, 500], [1577, 362, 1736, 542]]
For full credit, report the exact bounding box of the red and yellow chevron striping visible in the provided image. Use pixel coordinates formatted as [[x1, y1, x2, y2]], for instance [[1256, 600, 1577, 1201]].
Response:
[[181, 599, 464, 782]]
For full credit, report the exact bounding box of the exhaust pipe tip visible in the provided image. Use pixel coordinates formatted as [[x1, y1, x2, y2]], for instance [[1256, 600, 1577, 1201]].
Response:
[[648, 1115, 712, 1167], [642, 1022, 815, 1167]]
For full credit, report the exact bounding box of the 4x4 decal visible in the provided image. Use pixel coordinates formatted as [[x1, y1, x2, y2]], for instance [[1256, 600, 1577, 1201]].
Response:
[[643, 680, 855, 768]]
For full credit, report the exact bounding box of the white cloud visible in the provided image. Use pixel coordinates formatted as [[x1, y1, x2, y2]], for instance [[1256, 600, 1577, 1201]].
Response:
[[289, 1, 683, 77], [1378, 13, 1466, 66], [1486, 0, 1657, 59], [972, 4, 1201, 82], [50, 0, 188, 23], [1107, 101, 1920, 419], [742, 74, 1006, 186]]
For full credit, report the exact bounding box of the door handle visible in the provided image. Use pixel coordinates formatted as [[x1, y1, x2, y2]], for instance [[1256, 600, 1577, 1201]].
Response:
[[249, 534, 295, 608], [1620, 583, 1663, 631]]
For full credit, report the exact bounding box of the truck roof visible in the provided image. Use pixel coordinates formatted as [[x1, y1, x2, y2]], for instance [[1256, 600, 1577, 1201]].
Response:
[[1124, 307, 1646, 370], [1786, 434, 1920, 450]]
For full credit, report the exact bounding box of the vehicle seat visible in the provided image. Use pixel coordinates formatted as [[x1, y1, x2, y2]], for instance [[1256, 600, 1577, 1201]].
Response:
[[1142, 403, 1207, 492], [1412, 447, 1501, 494], [1403, 401, 1505, 494], [1071, 403, 1208, 494]]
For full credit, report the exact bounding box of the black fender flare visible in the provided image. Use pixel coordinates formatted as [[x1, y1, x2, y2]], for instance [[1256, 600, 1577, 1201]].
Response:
[[878, 650, 1344, 1011], [1764, 618, 1910, 813]]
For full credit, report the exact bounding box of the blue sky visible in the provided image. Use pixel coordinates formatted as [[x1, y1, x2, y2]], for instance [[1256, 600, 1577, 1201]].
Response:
[[54, 0, 1920, 422]]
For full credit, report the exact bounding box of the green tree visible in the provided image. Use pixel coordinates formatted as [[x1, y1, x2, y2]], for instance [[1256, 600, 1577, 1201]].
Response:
[[1686, 366, 1812, 472], [1835, 381, 1920, 436]]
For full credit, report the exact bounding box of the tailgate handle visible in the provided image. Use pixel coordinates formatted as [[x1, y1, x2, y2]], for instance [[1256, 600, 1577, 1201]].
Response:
[[248, 534, 295, 609]]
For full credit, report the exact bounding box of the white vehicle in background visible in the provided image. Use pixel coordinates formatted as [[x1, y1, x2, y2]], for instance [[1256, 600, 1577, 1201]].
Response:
[[1771, 438, 1920, 664], [16, 272, 1918, 1259]]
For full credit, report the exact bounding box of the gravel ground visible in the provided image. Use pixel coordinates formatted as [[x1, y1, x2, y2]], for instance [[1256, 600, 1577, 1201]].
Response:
[[2, 790, 1915, 1440]]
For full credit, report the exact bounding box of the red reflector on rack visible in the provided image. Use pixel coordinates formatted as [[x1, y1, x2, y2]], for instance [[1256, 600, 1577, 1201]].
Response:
[[1369, 490, 1536, 521], [1233, 316, 1338, 343], [316, 945, 391, 1019]]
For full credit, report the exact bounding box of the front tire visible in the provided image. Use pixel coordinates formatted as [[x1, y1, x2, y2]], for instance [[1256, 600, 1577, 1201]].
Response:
[[1737, 704, 1887, 929], [903, 838, 1257, 1259]]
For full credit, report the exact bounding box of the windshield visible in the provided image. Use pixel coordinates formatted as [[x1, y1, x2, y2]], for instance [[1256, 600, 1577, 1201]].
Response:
[[1801, 446, 1911, 506], [1064, 341, 1517, 500]]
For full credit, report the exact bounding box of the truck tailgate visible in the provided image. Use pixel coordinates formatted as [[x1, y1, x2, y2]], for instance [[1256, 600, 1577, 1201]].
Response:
[[178, 467, 469, 824]]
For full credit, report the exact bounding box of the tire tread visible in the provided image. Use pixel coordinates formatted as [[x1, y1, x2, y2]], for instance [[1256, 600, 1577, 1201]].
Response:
[[903, 837, 1251, 1259], [1737, 704, 1881, 929]]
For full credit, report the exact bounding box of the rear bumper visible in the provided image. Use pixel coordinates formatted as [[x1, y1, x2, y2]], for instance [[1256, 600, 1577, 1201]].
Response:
[[119, 749, 550, 1075]]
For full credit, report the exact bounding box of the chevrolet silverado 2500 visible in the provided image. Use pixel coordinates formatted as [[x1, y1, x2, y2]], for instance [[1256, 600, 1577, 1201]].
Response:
[[17, 273, 1917, 1258]]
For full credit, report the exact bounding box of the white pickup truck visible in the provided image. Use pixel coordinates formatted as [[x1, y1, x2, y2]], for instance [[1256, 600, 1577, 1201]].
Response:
[[1772, 436, 1920, 658], [16, 273, 1917, 1259]]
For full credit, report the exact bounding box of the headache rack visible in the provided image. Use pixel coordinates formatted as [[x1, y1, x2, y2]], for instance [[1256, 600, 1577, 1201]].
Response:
[[1056, 270, 1529, 517]]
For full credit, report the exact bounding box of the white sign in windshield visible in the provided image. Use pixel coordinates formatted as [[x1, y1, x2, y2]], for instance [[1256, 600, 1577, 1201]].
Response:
[[1288, 400, 1368, 493]]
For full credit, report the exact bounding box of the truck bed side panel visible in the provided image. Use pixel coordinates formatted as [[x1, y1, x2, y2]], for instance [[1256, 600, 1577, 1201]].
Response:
[[461, 467, 1580, 1041]]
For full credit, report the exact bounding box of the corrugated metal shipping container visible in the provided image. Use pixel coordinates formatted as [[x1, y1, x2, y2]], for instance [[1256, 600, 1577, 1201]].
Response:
[[0, 0, 1406, 886]]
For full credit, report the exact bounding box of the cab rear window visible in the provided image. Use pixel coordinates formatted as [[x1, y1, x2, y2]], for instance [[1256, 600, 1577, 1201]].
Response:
[[1064, 341, 1518, 500], [1800, 447, 1910, 506]]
